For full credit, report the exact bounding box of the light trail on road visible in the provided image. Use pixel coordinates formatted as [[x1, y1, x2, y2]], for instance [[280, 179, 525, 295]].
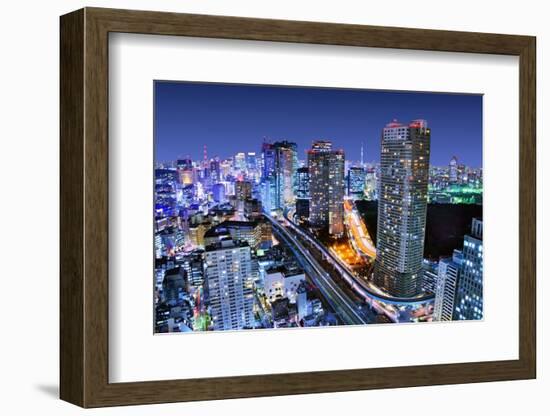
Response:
[[283, 208, 434, 312], [264, 214, 367, 326], [343, 199, 377, 259]]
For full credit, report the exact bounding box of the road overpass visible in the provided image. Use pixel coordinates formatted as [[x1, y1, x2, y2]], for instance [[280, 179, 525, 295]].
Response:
[[283, 208, 434, 308], [263, 214, 368, 326]]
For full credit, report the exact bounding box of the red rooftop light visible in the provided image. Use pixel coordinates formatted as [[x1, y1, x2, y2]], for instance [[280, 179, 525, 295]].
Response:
[[409, 119, 428, 128]]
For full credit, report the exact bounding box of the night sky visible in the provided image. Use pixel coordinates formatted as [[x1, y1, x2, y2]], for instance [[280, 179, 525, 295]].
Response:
[[154, 81, 482, 167]]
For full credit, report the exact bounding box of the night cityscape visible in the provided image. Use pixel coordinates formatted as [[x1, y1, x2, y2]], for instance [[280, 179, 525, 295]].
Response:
[[154, 82, 483, 333]]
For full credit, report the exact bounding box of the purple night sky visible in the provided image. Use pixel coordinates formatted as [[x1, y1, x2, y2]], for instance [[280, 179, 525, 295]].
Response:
[[154, 81, 482, 167]]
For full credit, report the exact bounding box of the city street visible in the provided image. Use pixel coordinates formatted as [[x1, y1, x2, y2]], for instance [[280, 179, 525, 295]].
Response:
[[264, 214, 368, 326], [343, 199, 377, 258], [283, 209, 434, 309]]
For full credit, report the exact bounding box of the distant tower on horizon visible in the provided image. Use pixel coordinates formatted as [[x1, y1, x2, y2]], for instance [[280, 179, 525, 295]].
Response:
[[373, 119, 431, 298], [449, 156, 458, 183], [360, 142, 364, 167]]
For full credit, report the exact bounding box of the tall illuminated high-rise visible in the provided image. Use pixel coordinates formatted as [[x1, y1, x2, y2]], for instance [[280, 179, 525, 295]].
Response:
[[234, 152, 246, 172], [296, 167, 310, 199], [235, 180, 252, 201], [454, 218, 483, 320], [261, 142, 277, 212], [308, 140, 345, 236], [246, 152, 257, 171], [274, 141, 298, 208], [347, 166, 366, 199], [295, 166, 310, 221], [374, 120, 431, 297], [210, 159, 221, 183], [260, 141, 297, 212], [176, 158, 194, 185], [204, 239, 256, 331]]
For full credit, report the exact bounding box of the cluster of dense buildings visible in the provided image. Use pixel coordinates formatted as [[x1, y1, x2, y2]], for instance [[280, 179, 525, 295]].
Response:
[[154, 140, 346, 332], [428, 156, 483, 204], [154, 118, 484, 333]]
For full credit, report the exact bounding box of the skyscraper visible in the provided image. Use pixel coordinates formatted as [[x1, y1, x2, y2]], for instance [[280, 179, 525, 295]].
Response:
[[307, 140, 345, 236], [296, 166, 310, 199], [204, 239, 256, 331], [433, 218, 483, 322], [176, 158, 194, 185], [246, 152, 257, 171], [209, 158, 221, 182], [295, 166, 311, 221], [260, 140, 297, 212], [433, 250, 463, 321], [261, 142, 277, 212], [261, 142, 276, 178], [454, 218, 483, 320], [274, 141, 298, 208], [347, 166, 366, 199], [234, 152, 246, 172], [235, 180, 252, 201], [212, 183, 226, 203], [374, 120, 431, 297], [364, 168, 377, 200]]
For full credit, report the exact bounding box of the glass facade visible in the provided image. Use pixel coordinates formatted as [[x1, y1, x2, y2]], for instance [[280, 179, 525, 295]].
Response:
[[347, 166, 366, 198], [260, 141, 297, 211], [454, 219, 483, 320], [374, 120, 431, 297], [307, 140, 345, 236]]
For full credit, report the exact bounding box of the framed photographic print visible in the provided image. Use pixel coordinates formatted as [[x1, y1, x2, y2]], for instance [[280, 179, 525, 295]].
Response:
[[60, 7, 536, 408]]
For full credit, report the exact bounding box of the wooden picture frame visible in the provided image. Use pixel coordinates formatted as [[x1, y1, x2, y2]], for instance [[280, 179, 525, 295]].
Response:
[[60, 7, 536, 408]]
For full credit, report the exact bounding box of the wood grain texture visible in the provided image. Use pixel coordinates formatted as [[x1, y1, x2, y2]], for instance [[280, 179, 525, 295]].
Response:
[[518, 38, 537, 377], [59, 7, 537, 408], [59, 8, 84, 407]]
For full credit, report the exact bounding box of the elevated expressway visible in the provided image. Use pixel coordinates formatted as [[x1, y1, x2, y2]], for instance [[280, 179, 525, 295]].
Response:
[[263, 213, 368, 326], [343, 199, 376, 259], [283, 205, 434, 321]]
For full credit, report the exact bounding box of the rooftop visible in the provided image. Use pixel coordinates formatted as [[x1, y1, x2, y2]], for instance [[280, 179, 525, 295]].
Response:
[[266, 264, 304, 277], [384, 119, 429, 129], [204, 238, 250, 252], [203, 220, 260, 238]]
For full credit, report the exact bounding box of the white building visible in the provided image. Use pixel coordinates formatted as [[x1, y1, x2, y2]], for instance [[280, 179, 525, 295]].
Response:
[[296, 284, 308, 320], [204, 239, 256, 331], [433, 250, 463, 321], [264, 266, 306, 303]]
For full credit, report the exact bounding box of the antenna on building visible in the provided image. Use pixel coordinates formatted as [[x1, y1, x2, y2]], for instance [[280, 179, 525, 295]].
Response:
[[203, 145, 208, 164], [361, 142, 364, 166]]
